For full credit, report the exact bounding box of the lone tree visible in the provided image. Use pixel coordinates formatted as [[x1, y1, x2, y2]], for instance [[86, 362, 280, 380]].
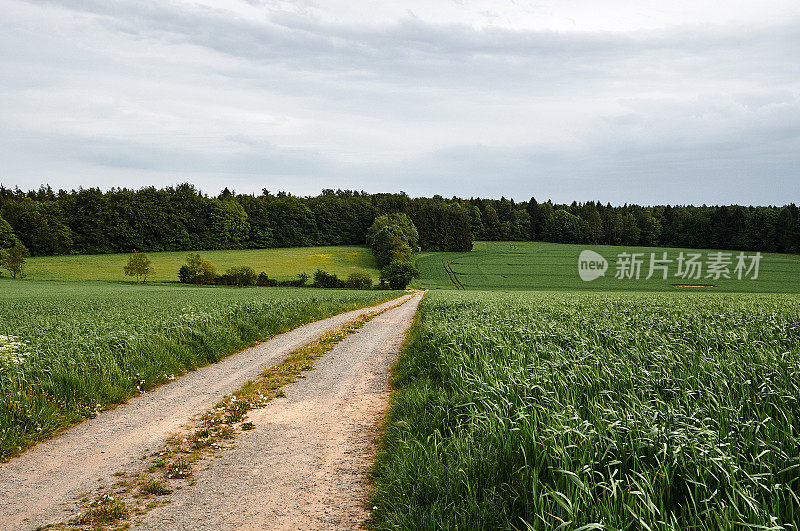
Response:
[[123, 251, 155, 283], [0, 240, 29, 279], [380, 260, 420, 290], [366, 213, 419, 267]]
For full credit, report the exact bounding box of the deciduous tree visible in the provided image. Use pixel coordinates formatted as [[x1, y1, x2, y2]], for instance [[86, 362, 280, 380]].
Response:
[[380, 260, 420, 290], [123, 251, 155, 283], [0, 240, 30, 279]]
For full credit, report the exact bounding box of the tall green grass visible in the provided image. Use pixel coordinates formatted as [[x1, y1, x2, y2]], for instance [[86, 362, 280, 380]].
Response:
[[370, 291, 800, 529], [0, 280, 399, 460]]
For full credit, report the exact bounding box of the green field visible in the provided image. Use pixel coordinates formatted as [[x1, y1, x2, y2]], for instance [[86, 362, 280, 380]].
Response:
[[22, 245, 380, 283], [371, 290, 800, 529], [415, 241, 800, 293], [0, 280, 400, 460]]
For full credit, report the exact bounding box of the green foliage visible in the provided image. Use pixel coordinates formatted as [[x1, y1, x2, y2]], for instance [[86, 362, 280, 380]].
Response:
[[380, 260, 420, 289], [313, 269, 346, 289], [177, 265, 194, 284], [0, 185, 796, 256], [123, 251, 155, 283], [367, 213, 419, 267], [541, 209, 590, 244], [0, 281, 401, 460], [0, 198, 73, 255], [140, 479, 172, 496], [636, 210, 662, 246], [371, 291, 800, 529], [0, 213, 19, 249], [221, 265, 257, 287], [0, 240, 29, 279], [345, 271, 373, 290], [612, 211, 642, 245], [405, 199, 473, 251], [181, 253, 217, 285], [207, 199, 249, 249], [367, 213, 419, 248]]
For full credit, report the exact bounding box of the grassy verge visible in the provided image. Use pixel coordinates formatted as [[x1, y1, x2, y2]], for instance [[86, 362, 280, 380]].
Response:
[[0, 281, 402, 460], [369, 290, 800, 529]]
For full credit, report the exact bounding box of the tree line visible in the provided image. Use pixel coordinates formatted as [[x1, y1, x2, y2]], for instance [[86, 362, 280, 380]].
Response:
[[0, 184, 797, 259], [0, 185, 473, 257], [474, 198, 799, 253]]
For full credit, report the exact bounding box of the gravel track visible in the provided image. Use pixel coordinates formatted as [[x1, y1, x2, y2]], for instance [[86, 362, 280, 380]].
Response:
[[131, 290, 422, 530], [0, 293, 415, 530]]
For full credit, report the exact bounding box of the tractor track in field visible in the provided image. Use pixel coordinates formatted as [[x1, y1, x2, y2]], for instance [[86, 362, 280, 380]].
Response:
[[441, 258, 465, 290], [0, 291, 422, 530]]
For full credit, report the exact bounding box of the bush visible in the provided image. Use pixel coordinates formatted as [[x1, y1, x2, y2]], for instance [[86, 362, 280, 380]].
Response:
[[223, 266, 257, 287], [179, 254, 217, 284], [277, 273, 309, 287], [380, 260, 420, 290], [345, 271, 373, 290], [178, 265, 194, 284], [313, 269, 346, 289], [256, 272, 277, 287]]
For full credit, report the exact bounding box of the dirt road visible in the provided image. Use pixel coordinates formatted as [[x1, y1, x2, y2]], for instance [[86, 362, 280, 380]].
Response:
[[133, 290, 422, 530], [0, 292, 419, 530]]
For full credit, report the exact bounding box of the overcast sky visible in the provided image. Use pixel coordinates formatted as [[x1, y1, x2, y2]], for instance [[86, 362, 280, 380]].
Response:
[[1, 0, 799, 205]]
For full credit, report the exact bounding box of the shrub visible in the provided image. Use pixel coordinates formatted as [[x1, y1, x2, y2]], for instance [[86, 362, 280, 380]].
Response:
[[274, 273, 309, 287], [345, 271, 373, 290], [178, 265, 194, 284], [223, 266, 257, 287], [256, 272, 277, 287], [180, 254, 217, 284], [313, 269, 346, 289]]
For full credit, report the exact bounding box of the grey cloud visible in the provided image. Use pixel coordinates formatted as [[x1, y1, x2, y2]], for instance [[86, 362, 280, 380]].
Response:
[[2, 0, 799, 204]]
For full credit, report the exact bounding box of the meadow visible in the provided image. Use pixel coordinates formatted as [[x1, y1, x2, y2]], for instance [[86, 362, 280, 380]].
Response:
[[0, 280, 399, 460], [370, 290, 800, 529], [22, 245, 380, 283], [415, 241, 800, 293]]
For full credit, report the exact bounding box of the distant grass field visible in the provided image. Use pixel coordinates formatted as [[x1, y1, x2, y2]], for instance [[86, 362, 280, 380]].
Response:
[[415, 241, 800, 293], [370, 290, 800, 529], [0, 280, 400, 460], [22, 245, 380, 283]]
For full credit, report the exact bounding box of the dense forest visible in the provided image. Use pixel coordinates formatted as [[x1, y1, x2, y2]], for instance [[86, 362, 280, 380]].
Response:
[[0, 184, 797, 256]]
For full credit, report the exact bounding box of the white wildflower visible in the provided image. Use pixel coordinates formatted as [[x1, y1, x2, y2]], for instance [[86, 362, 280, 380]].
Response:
[[0, 334, 30, 365]]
